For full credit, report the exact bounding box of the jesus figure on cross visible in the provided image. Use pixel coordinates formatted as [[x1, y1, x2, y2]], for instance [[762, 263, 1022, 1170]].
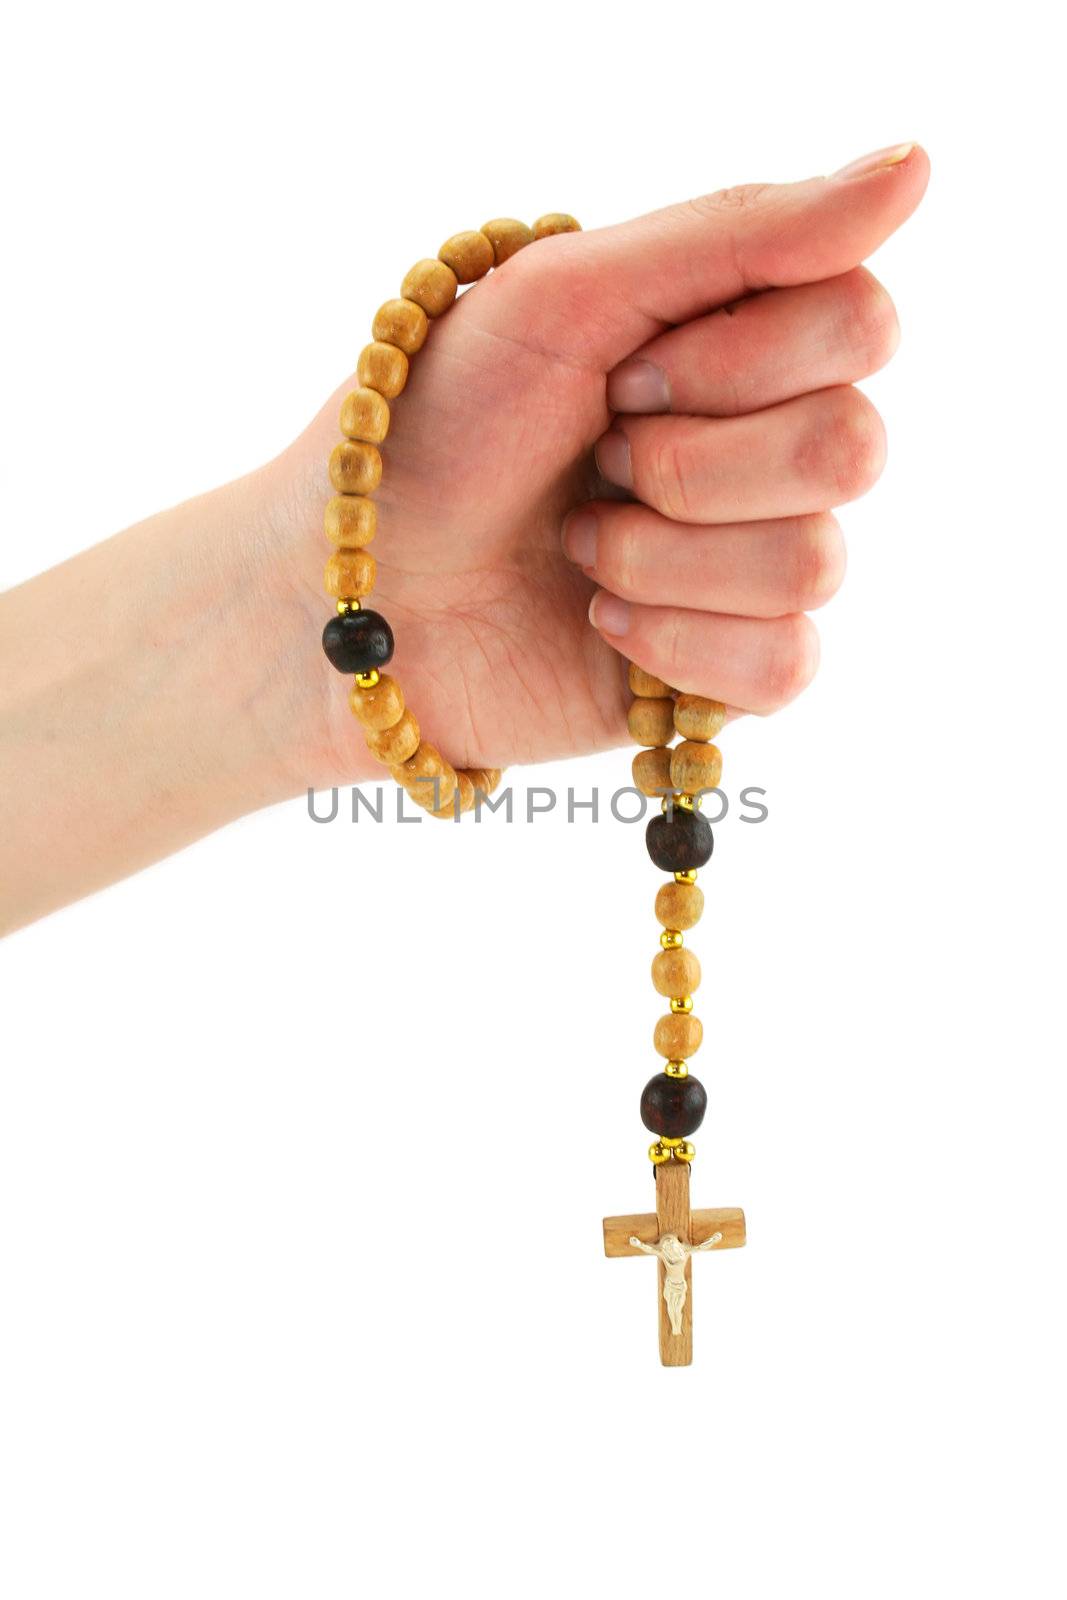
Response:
[[628, 1230, 723, 1336]]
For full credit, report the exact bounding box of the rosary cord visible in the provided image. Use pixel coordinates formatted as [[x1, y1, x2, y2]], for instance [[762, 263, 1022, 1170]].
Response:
[[629, 669, 726, 1164]]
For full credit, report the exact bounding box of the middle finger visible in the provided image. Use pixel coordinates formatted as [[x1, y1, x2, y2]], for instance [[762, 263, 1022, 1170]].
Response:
[[594, 384, 887, 524]]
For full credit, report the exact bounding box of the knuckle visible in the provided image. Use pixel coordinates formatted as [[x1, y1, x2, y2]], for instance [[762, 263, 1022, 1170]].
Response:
[[841, 268, 901, 372], [604, 520, 643, 596], [683, 186, 785, 292], [641, 428, 700, 522], [761, 615, 820, 709], [691, 183, 776, 215], [842, 392, 888, 498], [798, 388, 887, 503], [655, 609, 691, 685], [789, 513, 847, 610]]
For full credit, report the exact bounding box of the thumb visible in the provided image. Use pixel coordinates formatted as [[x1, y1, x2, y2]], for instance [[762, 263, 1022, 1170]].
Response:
[[498, 143, 929, 366]]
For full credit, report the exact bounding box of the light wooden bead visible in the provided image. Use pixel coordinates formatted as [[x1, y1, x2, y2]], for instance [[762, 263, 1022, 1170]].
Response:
[[324, 494, 377, 548], [431, 771, 467, 817], [628, 663, 672, 698], [395, 779, 441, 813], [401, 258, 458, 318], [652, 947, 701, 999], [324, 549, 376, 599], [654, 880, 705, 931], [372, 298, 429, 355], [670, 740, 723, 796], [329, 441, 382, 496], [357, 341, 409, 399], [463, 768, 502, 796], [367, 709, 420, 766], [393, 742, 457, 809], [673, 694, 726, 742], [632, 747, 673, 798], [480, 217, 534, 265], [533, 213, 581, 238], [438, 230, 494, 283], [454, 772, 476, 812], [654, 1012, 703, 1060], [349, 672, 405, 732], [628, 697, 675, 747], [339, 387, 390, 444]]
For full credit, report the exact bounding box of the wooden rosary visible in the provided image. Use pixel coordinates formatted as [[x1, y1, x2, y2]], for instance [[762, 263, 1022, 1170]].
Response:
[[319, 213, 746, 1366]]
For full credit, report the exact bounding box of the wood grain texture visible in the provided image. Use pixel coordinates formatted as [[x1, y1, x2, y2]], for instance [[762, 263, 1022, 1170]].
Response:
[[603, 1168, 746, 1368], [656, 1161, 692, 1365], [602, 1205, 747, 1257]]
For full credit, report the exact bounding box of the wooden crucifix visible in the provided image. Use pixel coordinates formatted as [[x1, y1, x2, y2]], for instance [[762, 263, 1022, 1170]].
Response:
[[603, 1161, 745, 1366]]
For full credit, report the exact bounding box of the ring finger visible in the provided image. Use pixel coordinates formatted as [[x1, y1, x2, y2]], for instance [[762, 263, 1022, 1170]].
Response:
[[563, 503, 845, 618]]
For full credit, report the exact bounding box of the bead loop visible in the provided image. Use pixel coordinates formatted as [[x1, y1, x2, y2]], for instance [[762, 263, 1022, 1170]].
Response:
[[323, 217, 577, 818]]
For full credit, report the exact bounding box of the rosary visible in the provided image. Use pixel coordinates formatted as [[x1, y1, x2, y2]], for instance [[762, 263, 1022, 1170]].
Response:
[[319, 213, 745, 1366]]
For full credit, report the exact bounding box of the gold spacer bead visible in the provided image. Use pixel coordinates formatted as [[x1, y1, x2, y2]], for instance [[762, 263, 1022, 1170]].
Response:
[[648, 1141, 671, 1166], [670, 996, 694, 1015], [354, 669, 381, 690], [674, 870, 698, 885], [660, 793, 701, 815], [660, 929, 683, 950], [660, 1136, 684, 1150], [664, 1060, 689, 1079], [675, 1141, 696, 1163], [336, 598, 362, 615]]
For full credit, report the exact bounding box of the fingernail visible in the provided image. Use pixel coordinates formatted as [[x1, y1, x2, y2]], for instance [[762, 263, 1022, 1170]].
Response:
[[589, 591, 631, 637], [595, 427, 633, 490], [606, 358, 671, 414], [562, 507, 598, 569], [832, 142, 915, 181]]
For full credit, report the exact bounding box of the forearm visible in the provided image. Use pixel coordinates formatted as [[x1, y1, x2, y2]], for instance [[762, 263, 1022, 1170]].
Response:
[[0, 468, 322, 935]]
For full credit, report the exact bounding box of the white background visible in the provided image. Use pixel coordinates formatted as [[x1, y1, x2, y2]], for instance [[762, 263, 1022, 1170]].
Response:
[[1, 3, 1063, 1596]]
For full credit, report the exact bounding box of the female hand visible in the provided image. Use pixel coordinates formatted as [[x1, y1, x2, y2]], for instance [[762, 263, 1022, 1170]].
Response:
[[266, 143, 928, 791]]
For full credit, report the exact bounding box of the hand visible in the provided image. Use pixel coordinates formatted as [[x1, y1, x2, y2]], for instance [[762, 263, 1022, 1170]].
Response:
[[0, 146, 929, 934], [260, 144, 928, 792]]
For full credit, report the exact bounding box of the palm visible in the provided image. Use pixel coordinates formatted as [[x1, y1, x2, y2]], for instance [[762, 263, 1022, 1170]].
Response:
[[281, 255, 628, 787]]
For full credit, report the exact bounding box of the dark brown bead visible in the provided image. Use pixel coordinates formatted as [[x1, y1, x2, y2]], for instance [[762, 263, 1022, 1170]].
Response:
[[321, 608, 394, 674], [640, 1073, 707, 1139], [645, 808, 713, 873]]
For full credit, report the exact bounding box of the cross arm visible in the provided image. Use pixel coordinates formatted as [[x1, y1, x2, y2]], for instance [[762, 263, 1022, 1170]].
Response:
[[602, 1206, 746, 1257]]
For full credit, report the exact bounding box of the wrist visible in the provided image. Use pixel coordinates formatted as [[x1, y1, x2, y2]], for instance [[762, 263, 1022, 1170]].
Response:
[[0, 469, 311, 932], [229, 448, 378, 803]]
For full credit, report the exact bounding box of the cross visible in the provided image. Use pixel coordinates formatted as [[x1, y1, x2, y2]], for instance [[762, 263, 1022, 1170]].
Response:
[[603, 1161, 745, 1366]]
